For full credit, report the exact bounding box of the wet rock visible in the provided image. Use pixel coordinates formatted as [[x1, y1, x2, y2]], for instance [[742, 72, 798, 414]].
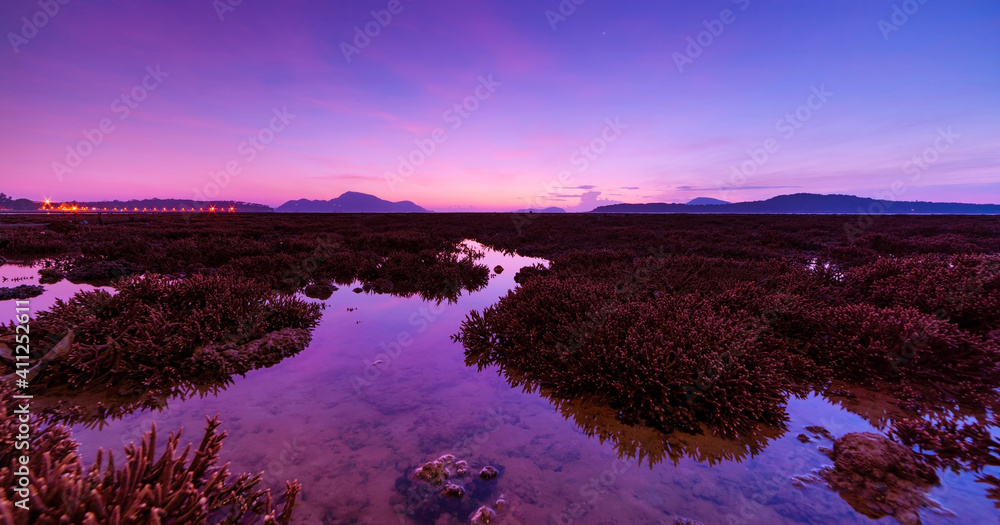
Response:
[[415, 454, 457, 486], [0, 284, 44, 300], [819, 432, 939, 525], [440, 483, 466, 499], [479, 466, 498, 480], [494, 495, 507, 511], [470, 505, 496, 524], [797, 434, 811, 443], [395, 454, 505, 524], [303, 282, 336, 300], [493, 265, 503, 274], [352, 287, 363, 294]]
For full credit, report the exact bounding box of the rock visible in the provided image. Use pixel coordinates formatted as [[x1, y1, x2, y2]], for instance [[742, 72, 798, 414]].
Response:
[[819, 432, 939, 525], [479, 466, 498, 480], [0, 285, 44, 300], [415, 454, 458, 486], [440, 483, 465, 499], [493, 265, 503, 274], [396, 454, 505, 525], [797, 434, 811, 443], [470, 506, 496, 524]]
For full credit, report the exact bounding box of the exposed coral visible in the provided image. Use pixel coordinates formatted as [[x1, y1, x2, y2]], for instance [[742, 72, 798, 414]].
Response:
[[302, 282, 336, 300], [0, 274, 321, 425], [38, 267, 64, 284], [0, 382, 299, 524], [65, 258, 141, 284], [455, 277, 797, 438], [0, 284, 43, 300], [819, 432, 940, 525]]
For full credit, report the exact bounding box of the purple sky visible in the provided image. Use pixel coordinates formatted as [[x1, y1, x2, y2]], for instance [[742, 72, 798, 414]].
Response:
[[2, 0, 998, 211]]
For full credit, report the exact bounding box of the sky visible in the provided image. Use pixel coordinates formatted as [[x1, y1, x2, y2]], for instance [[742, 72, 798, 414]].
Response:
[[1, 0, 998, 211]]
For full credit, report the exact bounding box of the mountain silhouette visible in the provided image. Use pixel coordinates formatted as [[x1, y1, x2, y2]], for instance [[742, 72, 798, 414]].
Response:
[[276, 192, 428, 213], [515, 207, 566, 213], [687, 197, 731, 205], [592, 193, 1000, 214]]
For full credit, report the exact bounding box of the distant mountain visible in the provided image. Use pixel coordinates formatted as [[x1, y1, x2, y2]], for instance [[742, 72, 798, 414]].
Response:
[[0, 195, 272, 212], [687, 197, 730, 205], [515, 207, 566, 213], [592, 193, 1000, 214], [276, 191, 428, 213]]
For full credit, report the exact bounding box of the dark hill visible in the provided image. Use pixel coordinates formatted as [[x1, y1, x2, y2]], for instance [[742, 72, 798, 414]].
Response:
[[276, 192, 428, 213], [593, 193, 1000, 214]]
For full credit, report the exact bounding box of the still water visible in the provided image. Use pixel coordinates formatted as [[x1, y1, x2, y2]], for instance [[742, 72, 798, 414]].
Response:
[[1, 245, 997, 524]]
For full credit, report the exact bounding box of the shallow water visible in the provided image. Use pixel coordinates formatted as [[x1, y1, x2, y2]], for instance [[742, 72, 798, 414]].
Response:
[[2, 250, 998, 524]]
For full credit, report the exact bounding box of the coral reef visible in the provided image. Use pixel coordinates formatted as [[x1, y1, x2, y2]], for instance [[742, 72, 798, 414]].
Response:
[[0, 273, 321, 425], [0, 382, 299, 524], [0, 285, 43, 300]]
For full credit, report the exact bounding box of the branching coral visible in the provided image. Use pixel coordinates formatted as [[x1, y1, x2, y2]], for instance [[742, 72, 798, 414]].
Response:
[[0, 274, 322, 425], [0, 383, 299, 524]]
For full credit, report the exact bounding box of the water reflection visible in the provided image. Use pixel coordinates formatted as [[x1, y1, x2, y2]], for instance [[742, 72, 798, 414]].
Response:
[[546, 394, 784, 467], [4, 249, 1000, 524]]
